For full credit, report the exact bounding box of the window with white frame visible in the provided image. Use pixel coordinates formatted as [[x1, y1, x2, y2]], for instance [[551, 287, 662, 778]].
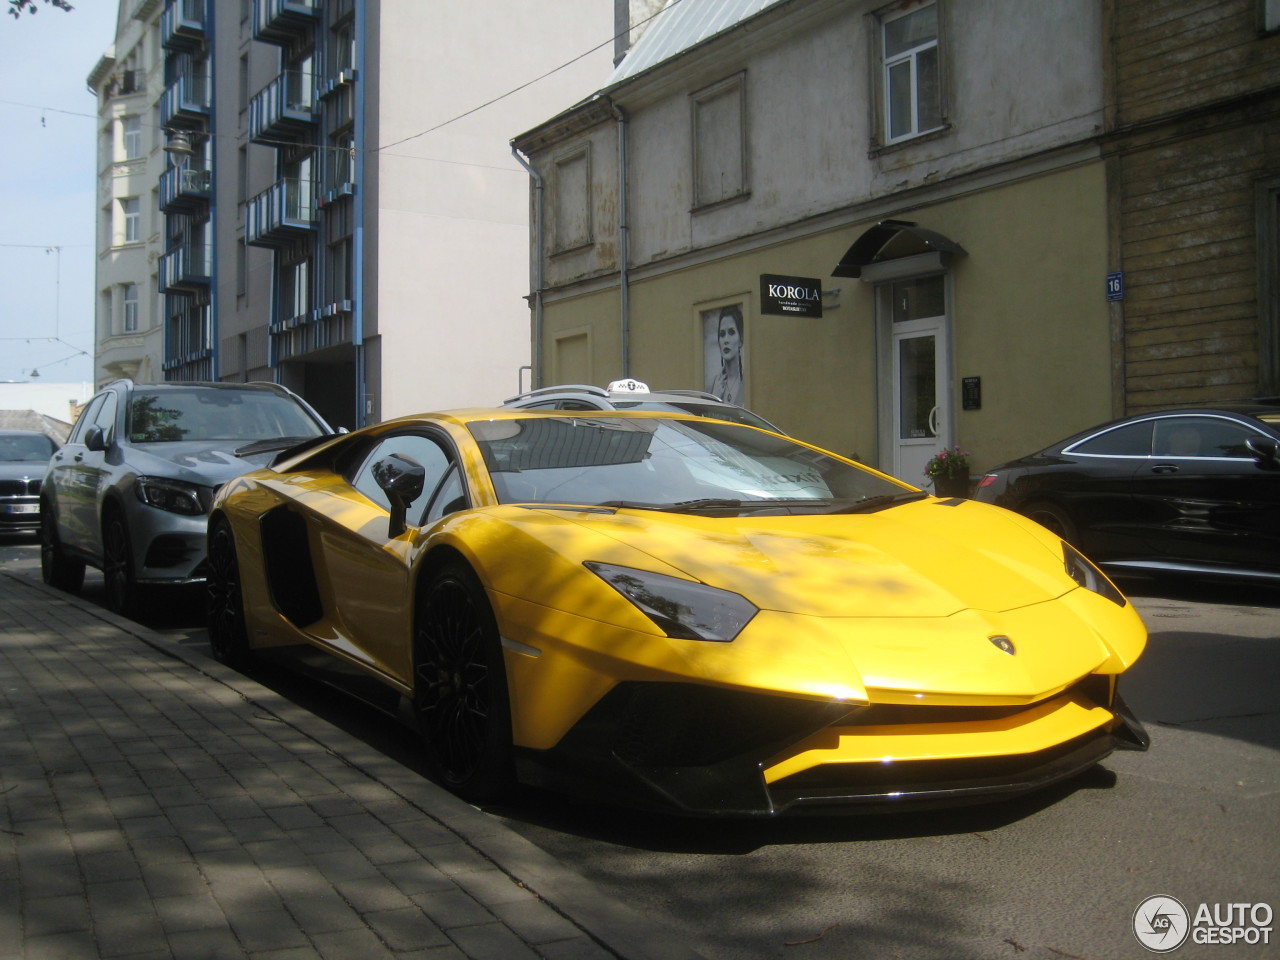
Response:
[[122, 284, 139, 333], [881, 2, 943, 144], [123, 116, 142, 160], [121, 197, 141, 244]]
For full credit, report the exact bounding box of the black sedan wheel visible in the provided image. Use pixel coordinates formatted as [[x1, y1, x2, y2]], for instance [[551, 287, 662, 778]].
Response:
[[40, 507, 84, 593], [206, 519, 252, 667], [102, 510, 140, 618], [414, 561, 513, 801], [1023, 500, 1079, 545]]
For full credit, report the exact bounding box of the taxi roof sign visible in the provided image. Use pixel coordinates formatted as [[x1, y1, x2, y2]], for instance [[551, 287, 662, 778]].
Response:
[[606, 379, 650, 394]]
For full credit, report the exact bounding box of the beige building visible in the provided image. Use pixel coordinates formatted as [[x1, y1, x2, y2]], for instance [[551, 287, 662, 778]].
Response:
[[88, 0, 167, 386], [90, 0, 615, 429], [514, 0, 1278, 485]]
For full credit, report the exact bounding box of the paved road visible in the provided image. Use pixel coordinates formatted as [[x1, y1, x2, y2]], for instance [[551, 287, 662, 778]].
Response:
[[3, 539, 1276, 960]]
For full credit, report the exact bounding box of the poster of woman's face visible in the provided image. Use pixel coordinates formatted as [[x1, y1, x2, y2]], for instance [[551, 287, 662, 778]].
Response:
[[703, 304, 745, 407]]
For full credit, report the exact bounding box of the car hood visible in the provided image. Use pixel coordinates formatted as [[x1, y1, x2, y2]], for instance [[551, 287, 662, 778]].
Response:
[[127, 441, 283, 485], [560, 498, 1072, 618], [0, 462, 49, 480]]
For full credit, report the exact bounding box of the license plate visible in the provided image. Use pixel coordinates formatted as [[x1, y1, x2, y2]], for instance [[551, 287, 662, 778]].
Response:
[[1, 504, 38, 514]]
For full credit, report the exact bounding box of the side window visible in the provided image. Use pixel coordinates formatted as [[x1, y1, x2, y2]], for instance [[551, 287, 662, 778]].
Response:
[[1153, 417, 1260, 459], [1070, 421, 1153, 457], [880, 1, 943, 145], [351, 434, 452, 525], [68, 395, 107, 445], [422, 464, 468, 527], [93, 393, 119, 445]]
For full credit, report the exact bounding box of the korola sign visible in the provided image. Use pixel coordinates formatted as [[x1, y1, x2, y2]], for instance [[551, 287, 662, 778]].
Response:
[[760, 274, 822, 318]]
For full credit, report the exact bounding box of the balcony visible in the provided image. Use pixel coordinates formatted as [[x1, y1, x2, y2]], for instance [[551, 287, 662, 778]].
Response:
[[252, 0, 318, 46], [159, 162, 211, 212], [245, 178, 316, 247], [160, 74, 210, 129], [159, 242, 212, 292], [161, 0, 205, 51], [248, 71, 317, 146]]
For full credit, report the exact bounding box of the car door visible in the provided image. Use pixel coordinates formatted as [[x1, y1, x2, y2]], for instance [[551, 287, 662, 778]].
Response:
[[307, 431, 461, 688], [1132, 414, 1280, 572], [48, 392, 117, 554]]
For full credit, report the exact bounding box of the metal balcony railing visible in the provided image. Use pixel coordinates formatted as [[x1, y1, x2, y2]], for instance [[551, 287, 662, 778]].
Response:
[[252, 0, 318, 46], [248, 70, 318, 146], [159, 242, 212, 291], [159, 163, 212, 212], [161, 0, 205, 51], [159, 74, 210, 128], [245, 178, 316, 247]]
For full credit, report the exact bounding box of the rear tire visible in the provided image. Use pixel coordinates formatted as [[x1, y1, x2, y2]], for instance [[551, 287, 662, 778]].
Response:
[[40, 506, 84, 593], [206, 518, 252, 668], [1023, 500, 1079, 545], [413, 560, 514, 802]]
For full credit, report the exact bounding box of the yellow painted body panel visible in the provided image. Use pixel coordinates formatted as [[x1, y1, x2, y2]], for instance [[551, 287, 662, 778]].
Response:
[[763, 692, 1113, 783]]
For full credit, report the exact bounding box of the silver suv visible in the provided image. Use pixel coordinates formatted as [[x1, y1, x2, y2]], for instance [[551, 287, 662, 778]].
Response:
[[502, 380, 783, 433], [41, 380, 332, 616]]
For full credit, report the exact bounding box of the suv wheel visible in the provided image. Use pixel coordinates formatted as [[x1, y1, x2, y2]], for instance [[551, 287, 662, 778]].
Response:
[[40, 507, 85, 593], [102, 508, 140, 618]]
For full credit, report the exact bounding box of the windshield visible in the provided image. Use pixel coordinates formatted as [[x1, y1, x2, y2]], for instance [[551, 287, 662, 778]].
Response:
[[0, 434, 56, 461], [127, 389, 327, 444], [470, 416, 915, 512]]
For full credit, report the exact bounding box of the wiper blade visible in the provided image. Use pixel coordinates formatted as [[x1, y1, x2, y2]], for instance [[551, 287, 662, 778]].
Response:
[[666, 498, 746, 512], [829, 491, 929, 514]]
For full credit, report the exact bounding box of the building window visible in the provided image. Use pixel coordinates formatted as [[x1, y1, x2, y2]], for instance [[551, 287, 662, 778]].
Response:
[[1265, 0, 1280, 33], [552, 144, 592, 253], [121, 197, 141, 244], [122, 283, 139, 332], [283, 257, 311, 322], [881, 2, 943, 144], [691, 73, 748, 210], [123, 116, 142, 160]]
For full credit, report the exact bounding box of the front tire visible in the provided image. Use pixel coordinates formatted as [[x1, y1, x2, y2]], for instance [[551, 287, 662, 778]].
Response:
[[40, 506, 84, 593], [413, 561, 513, 802], [102, 509, 140, 618], [206, 518, 252, 668]]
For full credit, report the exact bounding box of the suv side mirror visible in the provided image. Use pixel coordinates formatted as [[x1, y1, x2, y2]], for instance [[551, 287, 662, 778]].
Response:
[[1245, 435, 1280, 468], [373, 453, 426, 538], [83, 425, 107, 452]]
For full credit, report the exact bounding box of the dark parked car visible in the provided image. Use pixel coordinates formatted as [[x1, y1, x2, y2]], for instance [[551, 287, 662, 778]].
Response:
[[41, 380, 332, 616], [503, 379, 784, 433], [975, 405, 1280, 582], [0, 430, 58, 534]]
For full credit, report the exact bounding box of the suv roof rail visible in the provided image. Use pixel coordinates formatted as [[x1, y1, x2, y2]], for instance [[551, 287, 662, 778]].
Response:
[[503, 384, 610, 403]]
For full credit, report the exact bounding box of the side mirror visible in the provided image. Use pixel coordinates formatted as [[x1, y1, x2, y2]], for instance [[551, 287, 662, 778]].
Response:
[[1245, 435, 1280, 468], [84, 425, 107, 452], [373, 453, 426, 538]]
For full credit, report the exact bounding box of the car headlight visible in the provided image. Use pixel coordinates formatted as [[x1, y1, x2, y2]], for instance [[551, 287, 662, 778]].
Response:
[[134, 477, 207, 516], [1062, 542, 1126, 607], [585, 562, 758, 642]]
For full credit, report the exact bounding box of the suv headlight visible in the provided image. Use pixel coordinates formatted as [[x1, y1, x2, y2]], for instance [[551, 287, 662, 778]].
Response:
[[1062, 542, 1126, 607], [134, 477, 207, 516], [585, 562, 758, 642]]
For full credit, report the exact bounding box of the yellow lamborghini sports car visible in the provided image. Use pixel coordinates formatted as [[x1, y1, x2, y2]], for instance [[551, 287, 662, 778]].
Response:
[[207, 409, 1149, 816]]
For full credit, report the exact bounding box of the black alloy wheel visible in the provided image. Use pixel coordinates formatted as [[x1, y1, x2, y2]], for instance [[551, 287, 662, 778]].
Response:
[[40, 506, 85, 593], [206, 519, 251, 667], [1023, 500, 1079, 546], [102, 509, 140, 618], [413, 561, 513, 802]]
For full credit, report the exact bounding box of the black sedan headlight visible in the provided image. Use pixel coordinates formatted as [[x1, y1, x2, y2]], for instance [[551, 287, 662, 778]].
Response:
[[585, 562, 758, 642], [1062, 542, 1126, 607], [134, 477, 208, 516]]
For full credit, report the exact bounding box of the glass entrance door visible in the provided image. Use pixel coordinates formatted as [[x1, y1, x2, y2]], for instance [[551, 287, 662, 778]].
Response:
[[880, 275, 950, 486]]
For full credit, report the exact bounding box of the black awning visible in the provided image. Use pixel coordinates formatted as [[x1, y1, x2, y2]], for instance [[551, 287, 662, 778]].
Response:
[[832, 220, 965, 278]]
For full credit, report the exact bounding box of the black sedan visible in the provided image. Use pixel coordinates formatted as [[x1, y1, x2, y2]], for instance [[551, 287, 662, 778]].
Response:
[[975, 405, 1280, 582]]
